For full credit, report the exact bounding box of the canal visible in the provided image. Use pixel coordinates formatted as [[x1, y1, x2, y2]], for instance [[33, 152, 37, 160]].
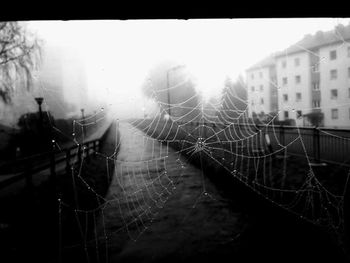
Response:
[[95, 121, 348, 263]]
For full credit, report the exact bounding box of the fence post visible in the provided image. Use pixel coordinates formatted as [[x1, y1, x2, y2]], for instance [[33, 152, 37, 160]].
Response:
[[313, 126, 320, 163], [343, 179, 350, 259], [256, 124, 261, 149], [25, 160, 33, 191], [66, 148, 71, 173], [279, 124, 285, 146], [78, 144, 82, 164], [85, 143, 90, 163], [201, 119, 206, 139], [50, 144, 56, 185], [93, 141, 97, 156]]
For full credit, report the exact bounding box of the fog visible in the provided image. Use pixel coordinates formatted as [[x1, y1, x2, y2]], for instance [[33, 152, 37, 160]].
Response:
[[14, 18, 349, 123], [2, 18, 350, 263]]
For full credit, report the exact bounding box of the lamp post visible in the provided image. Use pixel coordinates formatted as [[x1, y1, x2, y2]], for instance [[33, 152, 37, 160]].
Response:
[[81, 108, 86, 135], [35, 97, 44, 151], [166, 64, 186, 117], [35, 97, 44, 131]]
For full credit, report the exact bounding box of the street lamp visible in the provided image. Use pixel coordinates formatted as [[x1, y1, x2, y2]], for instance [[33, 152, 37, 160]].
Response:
[[35, 97, 44, 114], [166, 64, 186, 117], [35, 97, 44, 130], [142, 106, 146, 119], [81, 108, 86, 135], [35, 97, 45, 151], [80, 108, 85, 122]]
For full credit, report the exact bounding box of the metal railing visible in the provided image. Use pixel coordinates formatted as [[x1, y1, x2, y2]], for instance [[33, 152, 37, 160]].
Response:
[[259, 124, 350, 166], [0, 139, 101, 190], [134, 118, 350, 167]]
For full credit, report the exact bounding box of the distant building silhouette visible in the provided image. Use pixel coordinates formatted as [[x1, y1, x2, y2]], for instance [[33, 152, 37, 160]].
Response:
[[36, 44, 69, 119], [0, 41, 94, 128]]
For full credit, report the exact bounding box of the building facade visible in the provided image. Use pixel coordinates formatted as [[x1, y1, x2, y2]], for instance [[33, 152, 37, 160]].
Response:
[[318, 41, 350, 127], [275, 51, 314, 126], [246, 56, 278, 120], [246, 23, 350, 128]]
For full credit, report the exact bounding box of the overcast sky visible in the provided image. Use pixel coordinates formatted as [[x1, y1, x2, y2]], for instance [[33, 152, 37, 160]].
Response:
[[27, 18, 350, 118]]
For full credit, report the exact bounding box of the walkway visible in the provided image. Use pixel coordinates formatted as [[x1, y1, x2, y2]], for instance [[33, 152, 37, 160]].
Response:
[[97, 121, 247, 262]]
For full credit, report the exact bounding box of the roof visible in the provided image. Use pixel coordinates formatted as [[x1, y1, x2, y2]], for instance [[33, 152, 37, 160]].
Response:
[[246, 55, 276, 72], [246, 23, 350, 73], [275, 23, 350, 58]]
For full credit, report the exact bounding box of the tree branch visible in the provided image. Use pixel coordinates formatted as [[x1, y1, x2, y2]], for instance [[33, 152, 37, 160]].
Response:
[[0, 21, 41, 103]]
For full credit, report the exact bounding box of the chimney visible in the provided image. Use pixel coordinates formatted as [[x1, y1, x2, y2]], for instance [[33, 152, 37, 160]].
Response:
[[314, 30, 324, 45], [303, 33, 312, 39], [315, 30, 324, 39], [334, 24, 345, 35]]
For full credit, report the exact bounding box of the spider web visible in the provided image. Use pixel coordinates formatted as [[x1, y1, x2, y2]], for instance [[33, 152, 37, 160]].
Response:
[[20, 20, 350, 263]]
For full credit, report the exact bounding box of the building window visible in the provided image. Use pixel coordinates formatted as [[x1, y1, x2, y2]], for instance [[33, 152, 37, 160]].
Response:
[[348, 46, 350, 57], [330, 50, 337, 60], [282, 77, 288, 85], [331, 109, 338, 119], [295, 58, 300, 66], [283, 94, 288, 102], [296, 92, 302, 101], [284, 111, 289, 119], [313, 82, 320, 90], [312, 100, 320, 108], [295, 75, 301, 84], [331, 89, 338, 99], [260, 98, 264, 104], [282, 60, 287, 68], [296, 110, 302, 118], [251, 86, 255, 92], [251, 73, 254, 79], [313, 63, 319, 72], [330, 69, 337, 80], [259, 72, 263, 78], [260, 85, 263, 91], [348, 67, 350, 78]]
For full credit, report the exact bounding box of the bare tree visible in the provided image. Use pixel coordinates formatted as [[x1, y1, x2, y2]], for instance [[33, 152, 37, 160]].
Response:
[[0, 21, 41, 103], [142, 60, 201, 121]]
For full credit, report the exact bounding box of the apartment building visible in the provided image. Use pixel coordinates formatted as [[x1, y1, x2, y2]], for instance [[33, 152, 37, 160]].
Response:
[[275, 49, 314, 126], [246, 55, 278, 119], [246, 23, 350, 128], [318, 39, 350, 127]]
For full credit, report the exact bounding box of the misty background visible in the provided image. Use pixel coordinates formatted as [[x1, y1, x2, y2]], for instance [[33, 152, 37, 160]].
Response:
[[1, 18, 350, 127]]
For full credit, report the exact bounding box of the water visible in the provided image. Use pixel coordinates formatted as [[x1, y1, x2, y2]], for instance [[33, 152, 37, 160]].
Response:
[[96, 122, 248, 262]]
